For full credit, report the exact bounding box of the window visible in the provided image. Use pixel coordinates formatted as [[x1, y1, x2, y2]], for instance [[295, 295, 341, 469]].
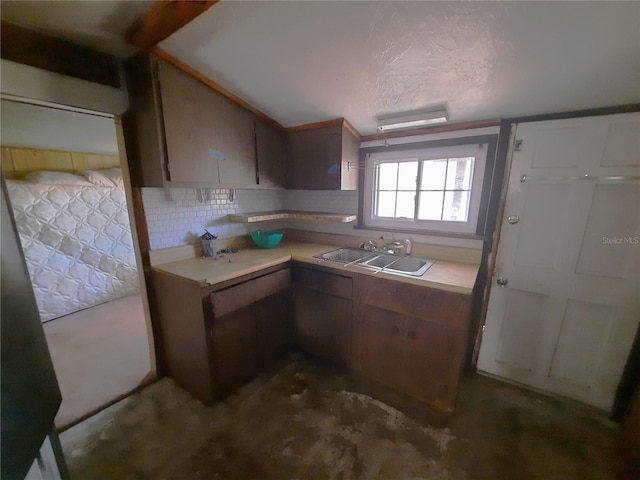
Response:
[[362, 142, 489, 234]]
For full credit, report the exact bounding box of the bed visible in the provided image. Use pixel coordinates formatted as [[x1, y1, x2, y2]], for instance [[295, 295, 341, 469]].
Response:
[[6, 168, 139, 322]]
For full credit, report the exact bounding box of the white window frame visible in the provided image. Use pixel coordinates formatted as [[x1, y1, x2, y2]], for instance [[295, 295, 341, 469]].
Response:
[[362, 143, 488, 234]]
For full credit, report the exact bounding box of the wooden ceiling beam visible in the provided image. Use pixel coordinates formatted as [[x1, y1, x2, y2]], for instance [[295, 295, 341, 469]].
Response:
[[126, 0, 218, 50]]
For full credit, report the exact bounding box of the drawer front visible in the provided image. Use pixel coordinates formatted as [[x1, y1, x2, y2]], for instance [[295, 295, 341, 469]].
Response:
[[211, 268, 291, 317], [294, 267, 352, 299], [357, 276, 470, 328]]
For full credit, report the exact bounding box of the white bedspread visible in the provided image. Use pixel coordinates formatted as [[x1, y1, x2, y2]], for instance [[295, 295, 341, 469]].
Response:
[[7, 169, 139, 322]]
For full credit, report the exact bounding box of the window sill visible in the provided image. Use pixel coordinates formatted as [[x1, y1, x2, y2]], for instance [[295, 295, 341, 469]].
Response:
[[353, 224, 489, 241]]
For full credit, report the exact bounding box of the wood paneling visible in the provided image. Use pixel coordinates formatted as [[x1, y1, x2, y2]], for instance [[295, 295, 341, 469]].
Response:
[[1, 21, 120, 88], [1, 146, 119, 179], [127, 1, 218, 50]]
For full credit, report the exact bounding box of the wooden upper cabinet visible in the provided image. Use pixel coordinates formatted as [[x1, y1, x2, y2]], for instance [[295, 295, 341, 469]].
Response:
[[255, 118, 286, 188], [286, 119, 360, 190], [124, 55, 257, 188]]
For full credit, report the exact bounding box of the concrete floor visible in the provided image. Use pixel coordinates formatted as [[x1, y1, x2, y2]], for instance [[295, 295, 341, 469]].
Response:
[[60, 356, 620, 480], [44, 294, 152, 428]]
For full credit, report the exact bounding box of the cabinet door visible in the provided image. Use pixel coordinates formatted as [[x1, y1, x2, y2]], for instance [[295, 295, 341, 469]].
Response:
[[157, 61, 221, 184], [211, 306, 259, 397], [402, 317, 460, 410], [356, 304, 405, 389], [255, 290, 293, 368], [215, 98, 256, 187], [287, 125, 342, 190], [293, 288, 351, 367], [158, 61, 257, 187], [255, 119, 286, 188]]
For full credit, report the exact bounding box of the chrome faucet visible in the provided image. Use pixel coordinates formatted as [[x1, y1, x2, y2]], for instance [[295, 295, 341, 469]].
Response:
[[382, 239, 412, 255], [359, 240, 378, 251]]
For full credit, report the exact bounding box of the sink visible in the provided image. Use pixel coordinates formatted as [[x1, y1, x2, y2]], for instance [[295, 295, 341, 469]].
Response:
[[361, 254, 397, 268], [316, 247, 435, 277], [381, 256, 435, 276], [315, 247, 375, 264]]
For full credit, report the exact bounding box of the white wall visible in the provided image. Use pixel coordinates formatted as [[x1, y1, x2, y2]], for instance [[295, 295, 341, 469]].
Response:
[[1, 100, 119, 154]]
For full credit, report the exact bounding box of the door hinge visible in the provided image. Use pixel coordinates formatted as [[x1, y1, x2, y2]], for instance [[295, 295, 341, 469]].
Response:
[[514, 139, 523, 152]]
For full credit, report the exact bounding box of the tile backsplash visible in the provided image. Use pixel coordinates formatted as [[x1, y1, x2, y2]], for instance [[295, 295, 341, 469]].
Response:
[[141, 186, 480, 251], [142, 187, 285, 249]]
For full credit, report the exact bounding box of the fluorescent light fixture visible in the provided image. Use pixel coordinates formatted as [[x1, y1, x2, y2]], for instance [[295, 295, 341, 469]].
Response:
[[377, 109, 448, 132]]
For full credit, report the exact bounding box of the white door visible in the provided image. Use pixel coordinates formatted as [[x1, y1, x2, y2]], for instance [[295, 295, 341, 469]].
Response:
[[477, 112, 640, 411]]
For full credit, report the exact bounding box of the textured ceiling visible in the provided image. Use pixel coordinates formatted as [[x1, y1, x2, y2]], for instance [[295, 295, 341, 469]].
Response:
[[1, 1, 639, 135], [159, 1, 640, 134]]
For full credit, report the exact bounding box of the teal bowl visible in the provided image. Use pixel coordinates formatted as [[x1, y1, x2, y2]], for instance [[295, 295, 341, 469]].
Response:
[[250, 230, 284, 249]]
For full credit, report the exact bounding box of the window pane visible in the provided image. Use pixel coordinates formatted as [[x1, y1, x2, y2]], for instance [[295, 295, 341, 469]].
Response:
[[421, 159, 447, 190], [445, 157, 474, 190], [417, 191, 444, 220], [397, 161, 418, 190], [443, 191, 470, 222], [375, 191, 396, 217], [377, 162, 398, 190], [395, 192, 415, 218]]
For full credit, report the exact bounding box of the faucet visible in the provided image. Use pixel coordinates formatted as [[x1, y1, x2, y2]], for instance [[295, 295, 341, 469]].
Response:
[[359, 240, 378, 251], [382, 239, 412, 255]]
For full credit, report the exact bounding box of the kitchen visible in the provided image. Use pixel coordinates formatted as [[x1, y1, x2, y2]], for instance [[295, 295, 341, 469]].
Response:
[[1, 2, 639, 479]]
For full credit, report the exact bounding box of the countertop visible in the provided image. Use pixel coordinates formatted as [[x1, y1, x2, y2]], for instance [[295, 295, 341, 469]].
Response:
[[153, 241, 480, 295]]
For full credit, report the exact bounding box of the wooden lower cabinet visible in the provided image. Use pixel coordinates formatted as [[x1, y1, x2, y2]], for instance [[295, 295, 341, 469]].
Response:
[[292, 267, 352, 368], [152, 266, 292, 403], [354, 276, 471, 411], [255, 291, 294, 368], [211, 305, 260, 397], [153, 261, 471, 411]]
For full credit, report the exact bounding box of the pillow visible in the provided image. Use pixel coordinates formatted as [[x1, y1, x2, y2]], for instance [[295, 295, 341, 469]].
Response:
[[25, 171, 93, 186], [82, 168, 123, 187]]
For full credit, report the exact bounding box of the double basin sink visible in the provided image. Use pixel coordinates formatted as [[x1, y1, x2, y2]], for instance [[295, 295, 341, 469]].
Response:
[[315, 247, 435, 277]]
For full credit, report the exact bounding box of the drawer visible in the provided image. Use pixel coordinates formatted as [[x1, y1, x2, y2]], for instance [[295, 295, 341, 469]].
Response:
[[358, 276, 471, 328], [211, 268, 291, 317], [294, 267, 352, 299]]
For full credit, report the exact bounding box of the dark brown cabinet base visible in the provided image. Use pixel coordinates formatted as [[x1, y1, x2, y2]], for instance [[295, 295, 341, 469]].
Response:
[[353, 275, 471, 411], [152, 266, 292, 403], [152, 261, 472, 411], [293, 267, 352, 368]]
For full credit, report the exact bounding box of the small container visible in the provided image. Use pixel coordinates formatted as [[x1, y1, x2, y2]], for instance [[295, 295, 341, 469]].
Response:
[[250, 230, 284, 249], [200, 229, 218, 257], [201, 239, 216, 257]]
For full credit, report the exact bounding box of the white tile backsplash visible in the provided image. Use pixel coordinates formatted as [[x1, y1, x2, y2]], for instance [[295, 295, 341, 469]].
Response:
[[142, 186, 481, 251], [142, 187, 285, 249]]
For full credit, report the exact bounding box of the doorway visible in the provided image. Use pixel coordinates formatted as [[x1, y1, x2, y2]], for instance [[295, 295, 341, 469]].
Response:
[[477, 112, 640, 411], [1, 98, 153, 428]]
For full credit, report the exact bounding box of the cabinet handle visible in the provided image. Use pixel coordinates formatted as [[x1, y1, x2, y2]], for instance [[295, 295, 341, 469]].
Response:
[[407, 331, 416, 340]]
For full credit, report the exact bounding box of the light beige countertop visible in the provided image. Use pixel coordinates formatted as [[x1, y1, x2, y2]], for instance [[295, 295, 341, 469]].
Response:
[[153, 241, 480, 295]]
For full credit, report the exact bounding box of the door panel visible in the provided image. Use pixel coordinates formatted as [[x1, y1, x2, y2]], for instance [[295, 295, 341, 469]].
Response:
[[548, 300, 612, 387], [575, 184, 640, 278], [601, 120, 640, 166], [514, 184, 572, 269], [478, 112, 640, 411], [495, 289, 548, 371]]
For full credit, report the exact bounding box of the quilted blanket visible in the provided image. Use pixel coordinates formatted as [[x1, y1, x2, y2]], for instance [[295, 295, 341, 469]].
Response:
[[6, 169, 139, 322]]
